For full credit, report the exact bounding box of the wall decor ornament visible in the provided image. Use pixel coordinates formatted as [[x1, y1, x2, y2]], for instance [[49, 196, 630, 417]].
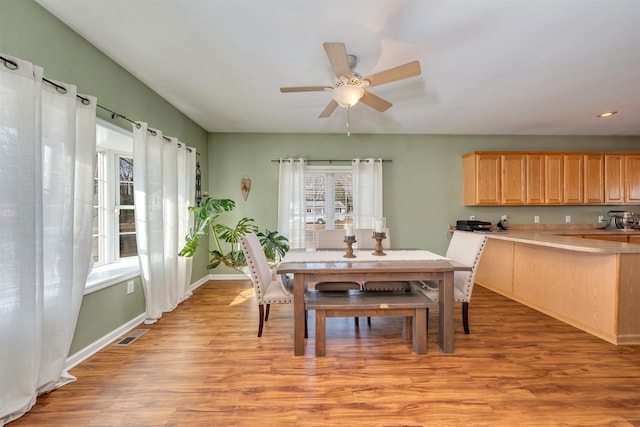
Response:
[[241, 176, 251, 201]]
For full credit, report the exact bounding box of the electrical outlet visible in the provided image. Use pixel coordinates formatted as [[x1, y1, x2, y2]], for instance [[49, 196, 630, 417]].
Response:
[[565, 215, 571, 223], [469, 215, 476, 220], [598, 215, 605, 223], [127, 280, 134, 295], [534, 216, 539, 223], [501, 214, 508, 221]]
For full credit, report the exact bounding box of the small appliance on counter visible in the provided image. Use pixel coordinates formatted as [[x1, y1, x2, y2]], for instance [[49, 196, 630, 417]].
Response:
[[606, 211, 638, 230], [456, 220, 493, 232]]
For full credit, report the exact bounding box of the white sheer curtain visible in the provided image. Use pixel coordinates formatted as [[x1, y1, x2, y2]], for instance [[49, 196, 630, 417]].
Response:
[[352, 158, 384, 228], [0, 55, 96, 425], [132, 123, 196, 323], [277, 158, 306, 249]]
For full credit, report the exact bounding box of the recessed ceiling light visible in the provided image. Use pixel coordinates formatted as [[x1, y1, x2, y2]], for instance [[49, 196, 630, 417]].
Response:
[[597, 111, 617, 118]]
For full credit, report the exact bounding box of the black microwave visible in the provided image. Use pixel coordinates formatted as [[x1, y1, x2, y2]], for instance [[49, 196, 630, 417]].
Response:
[[456, 220, 492, 232]]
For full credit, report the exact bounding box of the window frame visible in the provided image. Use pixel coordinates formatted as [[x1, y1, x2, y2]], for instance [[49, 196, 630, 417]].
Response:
[[87, 119, 139, 293]]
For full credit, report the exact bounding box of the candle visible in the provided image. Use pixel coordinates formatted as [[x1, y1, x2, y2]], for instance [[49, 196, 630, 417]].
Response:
[[345, 224, 354, 237], [375, 220, 384, 233]]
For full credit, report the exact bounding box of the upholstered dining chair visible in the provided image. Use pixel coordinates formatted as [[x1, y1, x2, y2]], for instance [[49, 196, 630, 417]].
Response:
[[411, 230, 488, 334], [240, 233, 295, 337], [312, 229, 363, 326]]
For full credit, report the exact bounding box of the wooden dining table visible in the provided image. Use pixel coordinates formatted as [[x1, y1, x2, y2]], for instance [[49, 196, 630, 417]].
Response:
[[277, 249, 472, 356]]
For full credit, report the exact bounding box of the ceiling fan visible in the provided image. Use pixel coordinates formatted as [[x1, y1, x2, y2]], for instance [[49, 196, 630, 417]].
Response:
[[280, 42, 422, 118]]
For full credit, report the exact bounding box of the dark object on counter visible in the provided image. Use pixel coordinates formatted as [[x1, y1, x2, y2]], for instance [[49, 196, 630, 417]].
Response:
[[497, 219, 509, 230], [456, 220, 492, 231]]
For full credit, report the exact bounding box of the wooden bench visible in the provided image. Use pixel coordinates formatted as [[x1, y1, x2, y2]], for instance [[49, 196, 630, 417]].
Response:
[[305, 290, 437, 356]]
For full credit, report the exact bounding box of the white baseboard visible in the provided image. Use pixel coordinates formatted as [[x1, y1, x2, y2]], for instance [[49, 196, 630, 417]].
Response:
[[65, 313, 145, 371]]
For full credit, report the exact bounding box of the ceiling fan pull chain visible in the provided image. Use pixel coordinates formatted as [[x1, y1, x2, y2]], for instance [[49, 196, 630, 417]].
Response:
[[347, 106, 351, 136]]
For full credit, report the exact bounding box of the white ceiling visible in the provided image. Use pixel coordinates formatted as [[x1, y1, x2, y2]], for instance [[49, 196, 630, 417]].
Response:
[[36, 0, 640, 136]]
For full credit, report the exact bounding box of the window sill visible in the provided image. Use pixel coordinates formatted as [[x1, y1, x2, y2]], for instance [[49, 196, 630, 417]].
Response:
[[85, 258, 140, 295]]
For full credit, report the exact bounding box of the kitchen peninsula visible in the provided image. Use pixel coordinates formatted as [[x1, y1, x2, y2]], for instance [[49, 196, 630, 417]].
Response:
[[475, 227, 640, 345]]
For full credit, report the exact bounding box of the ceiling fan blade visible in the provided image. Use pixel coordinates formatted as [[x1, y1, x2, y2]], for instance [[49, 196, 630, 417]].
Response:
[[363, 60, 421, 88], [319, 100, 339, 118], [360, 91, 392, 112], [323, 42, 352, 78], [280, 86, 330, 93]]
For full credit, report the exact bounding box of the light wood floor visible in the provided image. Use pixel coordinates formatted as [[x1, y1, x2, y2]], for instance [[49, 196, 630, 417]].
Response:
[[12, 281, 640, 427]]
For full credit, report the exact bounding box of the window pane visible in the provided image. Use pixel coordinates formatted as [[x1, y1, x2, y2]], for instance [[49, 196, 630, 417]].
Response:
[[119, 182, 134, 205], [92, 207, 99, 234], [91, 236, 99, 262], [119, 156, 134, 205], [119, 209, 136, 233], [119, 234, 138, 258], [119, 156, 133, 181]]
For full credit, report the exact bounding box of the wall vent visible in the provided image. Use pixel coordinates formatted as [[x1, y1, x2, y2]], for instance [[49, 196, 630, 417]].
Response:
[[115, 329, 149, 346]]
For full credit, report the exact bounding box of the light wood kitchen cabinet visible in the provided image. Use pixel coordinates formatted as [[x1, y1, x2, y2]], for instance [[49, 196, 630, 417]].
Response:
[[563, 154, 584, 204], [463, 151, 640, 206], [501, 153, 526, 204], [544, 154, 563, 204], [629, 236, 640, 244], [526, 154, 545, 204], [584, 154, 604, 204], [605, 154, 625, 204], [626, 155, 640, 203], [463, 152, 501, 205], [475, 234, 640, 345]]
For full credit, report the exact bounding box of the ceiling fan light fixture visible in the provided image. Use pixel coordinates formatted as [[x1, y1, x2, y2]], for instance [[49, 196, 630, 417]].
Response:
[[331, 74, 368, 108], [332, 84, 364, 108]]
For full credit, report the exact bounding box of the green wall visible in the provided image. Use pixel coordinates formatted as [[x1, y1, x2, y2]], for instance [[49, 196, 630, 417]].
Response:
[[1, 0, 210, 354], [209, 133, 640, 260]]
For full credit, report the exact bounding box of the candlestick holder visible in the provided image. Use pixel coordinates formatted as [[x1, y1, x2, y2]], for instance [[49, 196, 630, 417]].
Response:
[[343, 236, 357, 258], [372, 232, 386, 256]]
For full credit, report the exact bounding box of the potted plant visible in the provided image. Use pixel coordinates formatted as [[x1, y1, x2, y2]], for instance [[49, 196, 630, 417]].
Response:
[[179, 197, 289, 270]]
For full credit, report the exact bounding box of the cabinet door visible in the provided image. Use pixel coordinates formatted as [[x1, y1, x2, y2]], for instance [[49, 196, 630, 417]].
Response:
[[476, 153, 502, 205], [545, 154, 563, 204], [605, 155, 625, 204], [563, 154, 584, 204], [629, 236, 640, 245], [626, 155, 640, 203], [526, 154, 545, 204], [501, 154, 526, 204], [584, 154, 604, 204]]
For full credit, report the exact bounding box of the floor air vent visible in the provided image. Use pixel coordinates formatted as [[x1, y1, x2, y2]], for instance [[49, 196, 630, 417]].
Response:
[[115, 329, 149, 346]]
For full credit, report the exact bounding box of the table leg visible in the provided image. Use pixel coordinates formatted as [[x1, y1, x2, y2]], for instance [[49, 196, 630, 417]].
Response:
[[293, 273, 306, 356], [315, 309, 326, 356], [438, 271, 455, 353]]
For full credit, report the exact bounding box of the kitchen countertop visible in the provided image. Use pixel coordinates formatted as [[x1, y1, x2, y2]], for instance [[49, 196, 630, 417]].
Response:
[[480, 228, 640, 254]]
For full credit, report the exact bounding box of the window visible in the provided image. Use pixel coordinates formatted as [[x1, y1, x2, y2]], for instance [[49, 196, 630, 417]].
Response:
[[92, 120, 137, 265], [279, 158, 382, 251], [304, 166, 353, 248]]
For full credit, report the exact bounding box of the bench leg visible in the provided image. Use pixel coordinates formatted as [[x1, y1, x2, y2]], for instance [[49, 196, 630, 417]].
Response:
[[402, 316, 412, 340], [413, 308, 427, 354], [315, 309, 326, 356]]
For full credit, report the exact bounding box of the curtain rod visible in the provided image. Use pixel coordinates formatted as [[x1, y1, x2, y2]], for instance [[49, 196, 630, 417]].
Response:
[[1, 54, 199, 155], [271, 159, 392, 163]]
